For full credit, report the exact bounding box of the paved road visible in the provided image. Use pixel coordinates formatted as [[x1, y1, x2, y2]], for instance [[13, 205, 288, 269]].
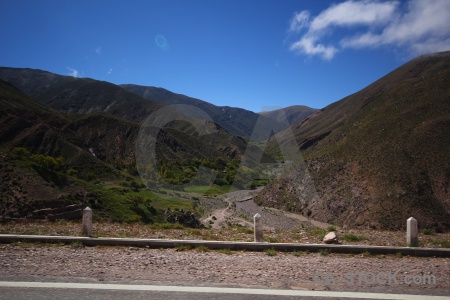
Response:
[[1, 281, 449, 300]]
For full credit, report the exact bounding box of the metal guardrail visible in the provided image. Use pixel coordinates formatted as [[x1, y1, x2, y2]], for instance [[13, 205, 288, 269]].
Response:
[[1, 234, 449, 257]]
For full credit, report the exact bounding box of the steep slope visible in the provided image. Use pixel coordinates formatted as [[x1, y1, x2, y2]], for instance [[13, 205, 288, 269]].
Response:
[[257, 51, 450, 231], [0, 67, 162, 123], [121, 84, 285, 140], [0, 79, 97, 165], [259, 105, 318, 126]]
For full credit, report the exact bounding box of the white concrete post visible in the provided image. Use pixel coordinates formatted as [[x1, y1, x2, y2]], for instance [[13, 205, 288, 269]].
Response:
[[407, 217, 418, 247], [254, 213, 263, 242], [82, 207, 92, 237]]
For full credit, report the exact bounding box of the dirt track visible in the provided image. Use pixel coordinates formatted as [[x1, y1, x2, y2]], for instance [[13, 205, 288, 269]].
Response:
[[202, 188, 333, 230]]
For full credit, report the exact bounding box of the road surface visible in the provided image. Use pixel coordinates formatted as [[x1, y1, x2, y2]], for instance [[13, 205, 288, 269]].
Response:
[[1, 281, 449, 300]]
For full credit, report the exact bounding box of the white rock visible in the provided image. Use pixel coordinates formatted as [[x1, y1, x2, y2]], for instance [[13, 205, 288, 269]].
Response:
[[323, 231, 339, 244]]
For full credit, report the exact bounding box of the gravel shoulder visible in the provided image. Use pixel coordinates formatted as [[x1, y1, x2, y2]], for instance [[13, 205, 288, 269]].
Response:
[[1, 244, 449, 296]]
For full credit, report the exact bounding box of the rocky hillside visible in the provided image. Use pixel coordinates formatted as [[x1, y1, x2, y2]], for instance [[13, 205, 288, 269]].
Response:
[[0, 78, 251, 221], [0, 67, 162, 123], [256, 51, 450, 231]]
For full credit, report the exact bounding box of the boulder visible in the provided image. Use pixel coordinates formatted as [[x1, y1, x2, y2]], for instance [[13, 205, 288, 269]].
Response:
[[323, 231, 339, 244]]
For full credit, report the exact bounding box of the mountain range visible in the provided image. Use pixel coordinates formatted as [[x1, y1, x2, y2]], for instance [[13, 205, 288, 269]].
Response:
[[0, 51, 449, 230], [0, 67, 310, 141]]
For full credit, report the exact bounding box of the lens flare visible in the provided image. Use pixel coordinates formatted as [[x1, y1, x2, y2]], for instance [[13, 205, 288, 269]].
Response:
[[155, 34, 170, 52]]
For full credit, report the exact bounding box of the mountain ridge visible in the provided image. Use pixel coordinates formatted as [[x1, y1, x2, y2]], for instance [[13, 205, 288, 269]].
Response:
[[121, 84, 306, 140]]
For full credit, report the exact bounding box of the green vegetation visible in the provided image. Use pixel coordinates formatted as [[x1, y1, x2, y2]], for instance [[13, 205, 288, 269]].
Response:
[[420, 228, 436, 235], [264, 237, 279, 243], [157, 157, 268, 190], [430, 239, 450, 248], [218, 248, 234, 255], [264, 248, 277, 256], [195, 245, 209, 252], [307, 227, 327, 236], [184, 185, 231, 197], [319, 249, 331, 256], [343, 234, 368, 242], [327, 225, 337, 232], [175, 244, 192, 251], [148, 223, 184, 230], [2, 147, 200, 224]]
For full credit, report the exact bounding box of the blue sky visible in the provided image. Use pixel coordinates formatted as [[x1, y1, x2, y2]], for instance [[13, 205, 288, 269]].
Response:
[[1, 0, 449, 112]]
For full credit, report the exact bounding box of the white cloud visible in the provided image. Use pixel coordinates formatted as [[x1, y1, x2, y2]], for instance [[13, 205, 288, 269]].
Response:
[[67, 67, 79, 78], [289, 11, 310, 33], [309, 0, 398, 32], [290, 36, 337, 60], [95, 46, 102, 54], [108, 68, 113, 75], [288, 0, 450, 60]]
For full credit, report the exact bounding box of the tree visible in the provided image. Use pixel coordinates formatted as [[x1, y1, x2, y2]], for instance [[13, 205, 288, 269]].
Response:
[[128, 195, 145, 212], [11, 147, 30, 159]]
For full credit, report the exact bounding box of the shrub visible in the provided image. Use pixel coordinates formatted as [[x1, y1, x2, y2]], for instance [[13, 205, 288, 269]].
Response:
[[264, 248, 277, 256], [218, 248, 233, 255], [149, 223, 184, 229], [264, 237, 279, 243], [11, 147, 30, 159], [175, 245, 192, 251], [196, 245, 209, 252], [430, 239, 450, 248], [67, 168, 78, 176], [319, 249, 331, 256], [343, 234, 367, 242], [30, 154, 65, 171], [327, 225, 336, 232], [420, 228, 435, 235]]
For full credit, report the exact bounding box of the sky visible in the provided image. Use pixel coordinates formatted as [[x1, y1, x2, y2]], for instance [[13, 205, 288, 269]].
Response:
[[1, 0, 449, 112]]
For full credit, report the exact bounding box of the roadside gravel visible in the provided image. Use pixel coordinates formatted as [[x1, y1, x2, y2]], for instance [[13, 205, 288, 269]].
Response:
[[1, 244, 449, 295]]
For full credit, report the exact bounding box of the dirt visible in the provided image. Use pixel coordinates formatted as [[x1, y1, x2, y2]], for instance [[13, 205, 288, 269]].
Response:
[[202, 188, 335, 231]]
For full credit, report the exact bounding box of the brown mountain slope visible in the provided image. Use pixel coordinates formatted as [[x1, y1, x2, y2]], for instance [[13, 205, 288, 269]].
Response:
[[259, 105, 318, 127], [0, 67, 162, 123], [257, 51, 450, 231]]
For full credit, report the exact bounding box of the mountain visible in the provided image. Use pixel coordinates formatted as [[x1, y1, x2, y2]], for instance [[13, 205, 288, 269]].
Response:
[[259, 105, 318, 126], [0, 77, 251, 221], [0, 67, 262, 164], [121, 84, 286, 140], [0, 68, 289, 141], [0, 67, 162, 123], [256, 51, 450, 231]]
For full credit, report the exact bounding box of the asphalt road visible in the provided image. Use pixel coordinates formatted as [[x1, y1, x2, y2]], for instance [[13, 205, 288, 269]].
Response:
[[1, 281, 449, 300]]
